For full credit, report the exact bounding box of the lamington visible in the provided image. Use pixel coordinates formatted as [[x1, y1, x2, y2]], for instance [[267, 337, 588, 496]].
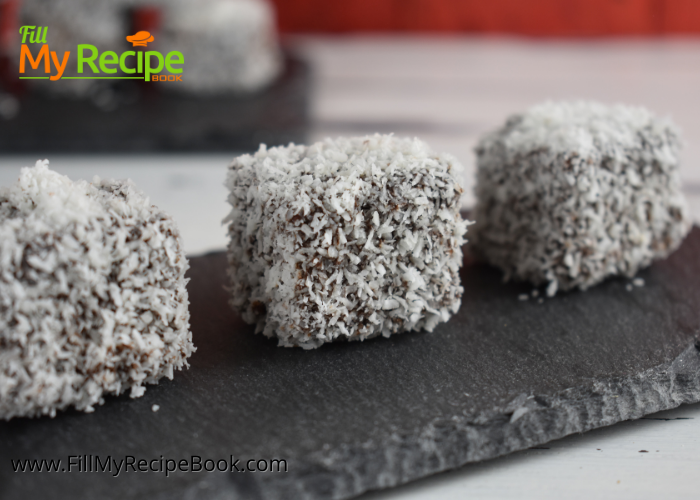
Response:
[[225, 134, 469, 348], [159, 0, 282, 94], [471, 101, 691, 296], [0, 161, 194, 419]]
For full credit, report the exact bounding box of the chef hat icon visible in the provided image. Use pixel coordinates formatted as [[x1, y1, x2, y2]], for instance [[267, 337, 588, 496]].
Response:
[[126, 31, 155, 47]]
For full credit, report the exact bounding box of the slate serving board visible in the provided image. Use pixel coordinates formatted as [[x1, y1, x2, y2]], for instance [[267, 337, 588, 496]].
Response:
[[2, 229, 700, 500]]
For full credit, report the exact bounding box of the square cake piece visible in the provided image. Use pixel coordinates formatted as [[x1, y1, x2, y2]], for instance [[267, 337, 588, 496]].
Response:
[[225, 135, 469, 348], [472, 101, 691, 296]]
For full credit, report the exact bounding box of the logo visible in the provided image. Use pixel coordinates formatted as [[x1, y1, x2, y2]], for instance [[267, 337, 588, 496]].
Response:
[[126, 31, 154, 47], [18, 26, 183, 82]]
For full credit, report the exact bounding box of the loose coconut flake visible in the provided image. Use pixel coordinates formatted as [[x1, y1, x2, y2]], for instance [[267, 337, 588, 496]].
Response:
[[225, 134, 470, 348], [0, 161, 194, 420], [472, 101, 691, 295]]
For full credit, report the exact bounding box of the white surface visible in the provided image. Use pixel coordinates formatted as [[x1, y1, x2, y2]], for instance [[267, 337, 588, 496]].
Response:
[[1, 35, 700, 499]]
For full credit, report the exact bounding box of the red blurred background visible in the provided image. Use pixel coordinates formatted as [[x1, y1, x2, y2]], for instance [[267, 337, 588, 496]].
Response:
[[269, 0, 700, 35]]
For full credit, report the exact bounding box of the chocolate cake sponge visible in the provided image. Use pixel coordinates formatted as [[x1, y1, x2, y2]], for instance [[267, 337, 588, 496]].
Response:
[[471, 101, 691, 296], [225, 135, 470, 349], [0, 161, 194, 419]]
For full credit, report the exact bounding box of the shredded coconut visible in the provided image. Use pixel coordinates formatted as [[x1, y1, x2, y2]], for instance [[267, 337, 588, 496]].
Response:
[[0, 161, 194, 420], [472, 101, 691, 295], [225, 134, 470, 349]]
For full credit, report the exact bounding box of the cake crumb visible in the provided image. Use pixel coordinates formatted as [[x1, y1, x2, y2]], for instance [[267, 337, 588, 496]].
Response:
[[518, 294, 529, 301], [632, 277, 645, 287], [626, 284, 634, 292], [152, 404, 160, 413]]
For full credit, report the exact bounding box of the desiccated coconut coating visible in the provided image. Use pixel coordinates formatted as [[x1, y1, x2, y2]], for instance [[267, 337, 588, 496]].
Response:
[[225, 135, 469, 349], [471, 101, 691, 296], [0, 161, 194, 420]]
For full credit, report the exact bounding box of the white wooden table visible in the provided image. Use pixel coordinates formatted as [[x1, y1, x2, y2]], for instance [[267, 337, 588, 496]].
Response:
[[1, 36, 699, 499]]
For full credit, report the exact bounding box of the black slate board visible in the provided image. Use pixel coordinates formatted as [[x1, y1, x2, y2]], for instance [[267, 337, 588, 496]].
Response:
[[2, 229, 700, 500], [0, 54, 309, 153]]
